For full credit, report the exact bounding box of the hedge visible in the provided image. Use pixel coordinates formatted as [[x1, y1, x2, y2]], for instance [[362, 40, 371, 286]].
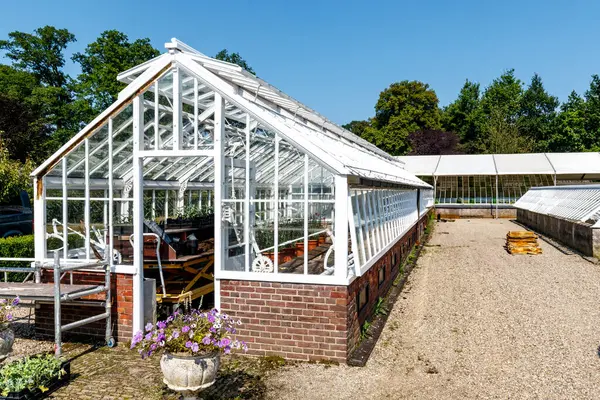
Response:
[[0, 235, 34, 282], [0, 234, 85, 282]]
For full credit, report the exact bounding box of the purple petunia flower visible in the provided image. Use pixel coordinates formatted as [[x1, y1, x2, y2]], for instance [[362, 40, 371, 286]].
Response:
[[131, 331, 143, 348], [5, 314, 12, 321], [181, 325, 190, 333], [202, 336, 211, 345], [157, 321, 167, 330], [191, 342, 199, 352], [11, 297, 20, 306], [221, 338, 231, 347], [144, 332, 152, 341], [150, 343, 157, 351], [185, 341, 193, 348], [145, 322, 153, 332], [172, 330, 180, 339], [224, 346, 231, 354]]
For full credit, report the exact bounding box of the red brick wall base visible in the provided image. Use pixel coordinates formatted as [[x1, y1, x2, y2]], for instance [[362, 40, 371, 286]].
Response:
[[35, 272, 133, 343], [33, 212, 430, 356], [221, 212, 430, 364]]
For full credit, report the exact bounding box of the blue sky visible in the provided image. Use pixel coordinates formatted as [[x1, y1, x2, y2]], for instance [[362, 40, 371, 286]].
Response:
[[1, 0, 599, 124]]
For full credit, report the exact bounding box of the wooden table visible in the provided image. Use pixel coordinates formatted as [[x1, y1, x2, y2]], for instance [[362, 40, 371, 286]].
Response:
[[144, 251, 214, 304], [278, 245, 334, 274], [0, 282, 98, 301]]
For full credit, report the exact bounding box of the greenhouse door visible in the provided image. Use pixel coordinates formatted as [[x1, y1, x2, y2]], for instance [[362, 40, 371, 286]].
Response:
[[222, 158, 254, 271]]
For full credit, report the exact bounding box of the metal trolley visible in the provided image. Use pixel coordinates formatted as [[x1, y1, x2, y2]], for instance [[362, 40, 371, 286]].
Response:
[[0, 252, 114, 356]]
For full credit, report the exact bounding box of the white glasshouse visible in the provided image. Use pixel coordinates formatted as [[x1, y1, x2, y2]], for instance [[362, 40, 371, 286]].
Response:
[[398, 153, 600, 205], [29, 39, 433, 334], [515, 185, 600, 228]]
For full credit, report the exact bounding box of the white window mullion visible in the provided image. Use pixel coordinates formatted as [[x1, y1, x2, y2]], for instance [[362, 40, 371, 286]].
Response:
[[361, 190, 373, 260]]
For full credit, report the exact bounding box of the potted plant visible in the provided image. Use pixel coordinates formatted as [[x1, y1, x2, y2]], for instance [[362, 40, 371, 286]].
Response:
[[0, 353, 69, 398], [278, 246, 296, 263], [0, 297, 19, 363], [131, 309, 247, 399], [317, 233, 328, 246]]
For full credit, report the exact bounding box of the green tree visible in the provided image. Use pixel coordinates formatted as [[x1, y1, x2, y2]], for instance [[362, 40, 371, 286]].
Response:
[[483, 108, 531, 154], [366, 81, 441, 155], [342, 120, 371, 138], [215, 49, 255, 75], [0, 65, 50, 162], [549, 91, 586, 152], [481, 69, 523, 123], [0, 26, 75, 87], [0, 26, 78, 149], [72, 30, 160, 116], [518, 73, 558, 151], [475, 69, 527, 153], [583, 74, 600, 149], [441, 80, 484, 152], [0, 136, 34, 204]]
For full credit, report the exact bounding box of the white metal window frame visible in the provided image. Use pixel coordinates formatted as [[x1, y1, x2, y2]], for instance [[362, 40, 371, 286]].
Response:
[[514, 185, 600, 227], [350, 189, 421, 276]]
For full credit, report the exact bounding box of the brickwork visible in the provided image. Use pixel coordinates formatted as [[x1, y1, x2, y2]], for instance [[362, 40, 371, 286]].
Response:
[[221, 213, 431, 363], [35, 272, 134, 342], [34, 212, 429, 357], [220, 281, 348, 363], [435, 206, 516, 219], [346, 214, 428, 355]]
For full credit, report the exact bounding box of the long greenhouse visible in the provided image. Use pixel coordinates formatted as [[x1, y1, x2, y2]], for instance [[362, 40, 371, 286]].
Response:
[[398, 153, 600, 205], [19, 38, 434, 362]]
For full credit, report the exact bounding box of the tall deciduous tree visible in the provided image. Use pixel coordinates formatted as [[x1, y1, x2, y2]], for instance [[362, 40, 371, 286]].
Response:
[[215, 49, 255, 75], [583, 74, 600, 150], [441, 80, 484, 152], [342, 120, 371, 138], [480, 69, 523, 122], [365, 81, 441, 155], [0, 136, 34, 203], [72, 30, 160, 116], [518, 73, 558, 151], [0, 26, 78, 149], [483, 108, 531, 154], [550, 91, 586, 152], [0, 65, 51, 162], [408, 129, 461, 155], [474, 69, 530, 153], [0, 26, 75, 88]]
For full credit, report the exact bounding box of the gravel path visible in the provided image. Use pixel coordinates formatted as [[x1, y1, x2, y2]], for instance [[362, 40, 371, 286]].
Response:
[[265, 219, 600, 399], [5, 305, 53, 364]]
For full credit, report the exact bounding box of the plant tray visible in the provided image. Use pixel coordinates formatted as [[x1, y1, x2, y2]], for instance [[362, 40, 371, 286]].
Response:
[[0, 362, 70, 400]]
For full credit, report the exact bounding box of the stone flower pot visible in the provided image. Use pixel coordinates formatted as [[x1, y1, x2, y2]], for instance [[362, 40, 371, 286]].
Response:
[[160, 352, 220, 399], [0, 326, 15, 363]]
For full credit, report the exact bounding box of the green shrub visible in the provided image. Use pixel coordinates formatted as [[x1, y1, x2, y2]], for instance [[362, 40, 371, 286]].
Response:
[[0, 234, 87, 280], [47, 234, 84, 252], [0, 354, 66, 396], [0, 235, 34, 281]]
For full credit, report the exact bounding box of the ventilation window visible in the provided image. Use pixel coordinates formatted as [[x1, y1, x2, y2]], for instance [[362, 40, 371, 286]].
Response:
[[358, 284, 369, 312], [378, 264, 386, 286]]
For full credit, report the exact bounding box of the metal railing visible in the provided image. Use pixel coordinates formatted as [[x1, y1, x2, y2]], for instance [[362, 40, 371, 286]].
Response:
[[0, 254, 113, 356]]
